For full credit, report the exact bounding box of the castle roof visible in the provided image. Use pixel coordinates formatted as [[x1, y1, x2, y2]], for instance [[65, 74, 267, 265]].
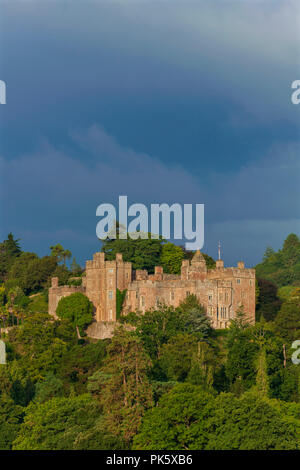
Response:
[[191, 250, 206, 264]]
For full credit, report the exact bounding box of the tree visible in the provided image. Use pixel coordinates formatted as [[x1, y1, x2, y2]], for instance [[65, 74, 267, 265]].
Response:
[[134, 386, 300, 450], [134, 306, 185, 360], [263, 246, 275, 262], [70, 257, 82, 275], [133, 384, 214, 450], [206, 392, 300, 450], [34, 373, 64, 403], [187, 341, 216, 390], [101, 236, 164, 273], [116, 289, 127, 319], [256, 234, 300, 287], [254, 348, 269, 397], [225, 312, 259, 392], [50, 244, 64, 263], [88, 327, 153, 443], [159, 243, 184, 274], [159, 333, 198, 382], [228, 305, 251, 332], [0, 285, 5, 305], [274, 300, 300, 341], [0, 233, 22, 281], [56, 341, 107, 395], [256, 278, 281, 322], [12, 394, 122, 450], [0, 394, 24, 450], [177, 295, 213, 338], [56, 293, 93, 334], [50, 244, 72, 266], [7, 253, 58, 294], [7, 311, 77, 382]]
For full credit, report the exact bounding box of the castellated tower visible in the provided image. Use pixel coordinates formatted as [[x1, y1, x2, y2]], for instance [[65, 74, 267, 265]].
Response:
[[85, 252, 132, 321], [49, 250, 255, 333]]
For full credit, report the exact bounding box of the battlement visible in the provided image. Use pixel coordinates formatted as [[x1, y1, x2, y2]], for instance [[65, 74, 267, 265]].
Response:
[[49, 250, 256, 332]]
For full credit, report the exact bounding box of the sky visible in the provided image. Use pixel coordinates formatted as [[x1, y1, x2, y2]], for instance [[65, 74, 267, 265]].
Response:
[[0, 0, 299, 267]]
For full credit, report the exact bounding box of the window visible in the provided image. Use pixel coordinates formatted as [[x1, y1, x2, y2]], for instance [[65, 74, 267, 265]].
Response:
[[186, 291, 190, 297], [249, 280, 252, 286], [109, 309, 113, 320], [108, 290, 113, 300], [225, 292, 228, 302], [126, 273, 129, 278], [170, 291, 175, 301], [220, 306, 227, 318], [208, 294, 213, 302], [237, 279, 241, 284], [108, 268, 114, 273], [141, 296, 145, 307], [136, 291, 138, 299]]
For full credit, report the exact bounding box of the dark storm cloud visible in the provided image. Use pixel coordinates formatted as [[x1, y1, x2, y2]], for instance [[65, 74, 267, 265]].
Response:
[[0, 0, 299, 265]]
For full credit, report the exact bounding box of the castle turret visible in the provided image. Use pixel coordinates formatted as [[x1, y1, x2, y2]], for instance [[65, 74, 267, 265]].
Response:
[[188, 250, 207, 280]]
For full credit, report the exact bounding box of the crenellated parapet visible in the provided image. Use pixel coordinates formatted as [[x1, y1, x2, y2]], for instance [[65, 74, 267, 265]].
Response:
[[49, 250, 256, 333]]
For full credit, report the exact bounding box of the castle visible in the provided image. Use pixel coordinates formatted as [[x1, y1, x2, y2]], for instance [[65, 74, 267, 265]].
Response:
[[49, 250, 256, 333]]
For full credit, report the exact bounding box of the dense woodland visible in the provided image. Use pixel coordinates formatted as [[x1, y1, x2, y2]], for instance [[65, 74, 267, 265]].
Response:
[[0, 233, 299, 450]]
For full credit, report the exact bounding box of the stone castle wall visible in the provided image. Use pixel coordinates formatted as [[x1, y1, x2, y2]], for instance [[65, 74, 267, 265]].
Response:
[[48, 250, 256, 335]]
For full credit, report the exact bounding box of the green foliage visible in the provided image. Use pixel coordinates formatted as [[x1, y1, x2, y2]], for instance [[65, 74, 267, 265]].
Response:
[[0, 394, 24, 450], [56, 292, 93, 332], [254, 348, 269, 397], [26, 293, 48, 314], [278, 285, 297, 302], [256, 278, 281, 322], [88, 327, 153, 443], [159, 242, 184, 274], [187, 341, 217, 390], [34, 373, 64, 403], [101, 235, 164, 273], [116, 289, 127, 319], [7, 312, 77, 382], [225, 316, 259, 392], [133, 385, 300, 450], [7, 253, 58, 295], [134, 306, 186, 360], [159, 333, 198, 382], [0, 233, 21, 282], [133, 296, 212, 363], [274, 300, 300, 341], [133, 384, 215, 450], [1, 232, 300, 450], [205, 392, 300, 450], [50, 244, 72, 266], [256, 233, 300, 287], [13, 394, 104, 450], [56, 341, 107, 395], [70, 257, 83, 275], [177, 294, 213, 338], [0, 284, 6, 305]]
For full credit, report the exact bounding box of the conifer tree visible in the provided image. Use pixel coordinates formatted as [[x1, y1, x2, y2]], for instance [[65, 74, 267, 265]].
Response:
[[88, 327, 153, 443], [255, 348, 269, 397]]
